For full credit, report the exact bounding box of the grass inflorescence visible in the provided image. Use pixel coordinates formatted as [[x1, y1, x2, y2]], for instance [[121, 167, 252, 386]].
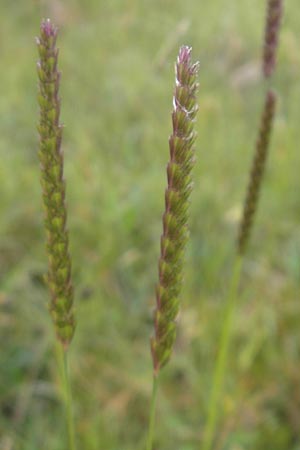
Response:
[[237, 89, 277, 255], [263, 0, 284, 78], [37, 19, 75, 348], [151, 46, 199, 374]]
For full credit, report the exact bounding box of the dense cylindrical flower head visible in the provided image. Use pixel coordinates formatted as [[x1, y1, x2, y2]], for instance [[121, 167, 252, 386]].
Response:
[[263, 0, 284, 78], [151, 46, 199, 374], [36, 19, 75, 348], [237, 89, 276, 255]]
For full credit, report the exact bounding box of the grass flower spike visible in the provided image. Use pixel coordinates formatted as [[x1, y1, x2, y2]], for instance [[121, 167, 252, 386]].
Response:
[[37, 19, 75, 348], [237, 90, 276, 254], [151, 46, 199, 374], [263, 0, 284, 78]]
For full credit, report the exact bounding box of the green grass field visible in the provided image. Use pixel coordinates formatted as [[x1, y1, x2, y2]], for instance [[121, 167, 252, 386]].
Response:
[[1, 0, 300, 449]]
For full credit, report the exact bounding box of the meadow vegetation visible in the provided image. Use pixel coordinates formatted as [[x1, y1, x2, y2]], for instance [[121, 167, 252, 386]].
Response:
[[1, 1, 300, 449]]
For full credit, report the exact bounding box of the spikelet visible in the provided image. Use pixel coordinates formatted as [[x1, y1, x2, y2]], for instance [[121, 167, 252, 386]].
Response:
[[263, 0, 284, 78], [237, 90, 276, 255], [36, 19, 75, 348], [151, 46, 199, 374]]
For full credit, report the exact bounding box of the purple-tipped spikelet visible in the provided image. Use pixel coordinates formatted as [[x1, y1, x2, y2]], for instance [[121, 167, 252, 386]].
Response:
[[151, 46, 199, 374], [263, 0, 284, 78], [36, 19, 75, 348], [237, 90, 277, 255]]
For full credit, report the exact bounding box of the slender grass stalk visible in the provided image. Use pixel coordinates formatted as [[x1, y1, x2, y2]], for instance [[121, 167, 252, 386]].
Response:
[[201, 255, 242, 450], [55, 343, 76, 450], [146, 374, 159, 450], [62, 348, 76, 450], [146, 46, 199, 450], [37, 18, 76, 450]]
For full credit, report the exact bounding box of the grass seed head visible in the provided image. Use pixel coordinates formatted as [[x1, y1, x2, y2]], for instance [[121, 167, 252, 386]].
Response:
[[237, 89, 277, 255], [37, 19, 75, 348], [263, 0, 284, 78], [151, 46, 199, 375]]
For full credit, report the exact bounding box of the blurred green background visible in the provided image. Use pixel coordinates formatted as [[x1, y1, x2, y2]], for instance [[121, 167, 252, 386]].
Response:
[[1, 0, 300, 449]]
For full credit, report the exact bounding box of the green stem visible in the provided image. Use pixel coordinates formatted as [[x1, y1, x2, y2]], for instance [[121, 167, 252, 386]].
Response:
[[146, 374, 159, 450], [201, 255, 243, 450], [60, 346, 76, 450]]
